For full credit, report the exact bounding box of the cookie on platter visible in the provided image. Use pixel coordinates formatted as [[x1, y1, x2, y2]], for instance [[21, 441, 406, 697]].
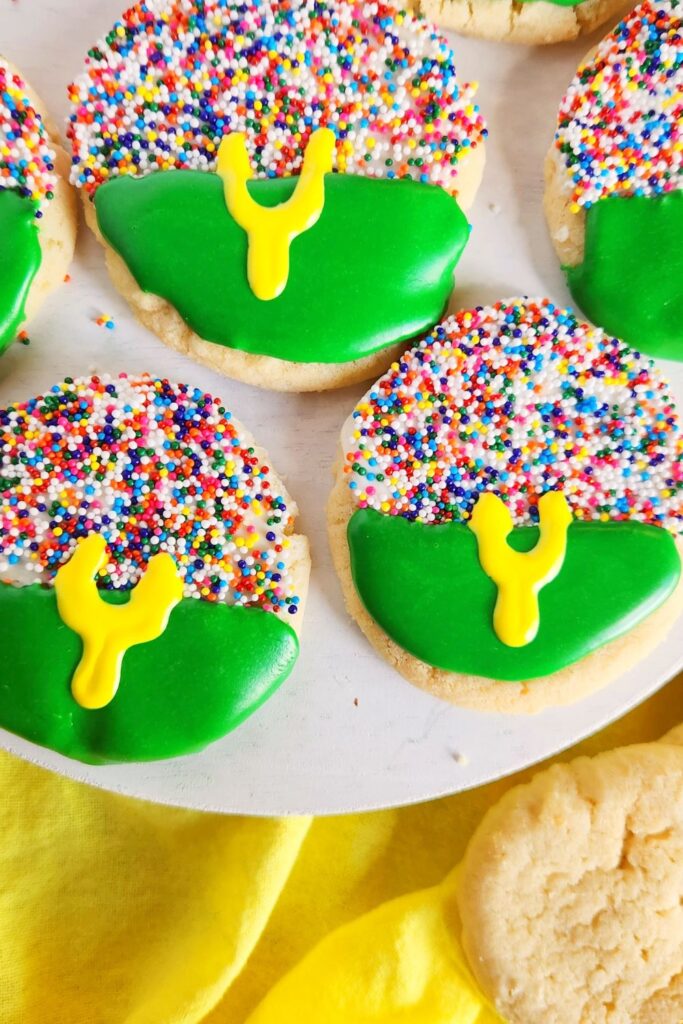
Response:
[[544, 0, 682, 359], [67, 0, 487, 392], [414, 0, 632, 45], [0, 374, 310, 764], [0, 57, 76, 356], [328, 298, 683, 713]]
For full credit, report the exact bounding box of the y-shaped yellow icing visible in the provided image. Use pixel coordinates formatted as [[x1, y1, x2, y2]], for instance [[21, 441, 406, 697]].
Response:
[[54, 535, 183, 709], [468, 492, 572, 648], [217, 127, 336, 301]]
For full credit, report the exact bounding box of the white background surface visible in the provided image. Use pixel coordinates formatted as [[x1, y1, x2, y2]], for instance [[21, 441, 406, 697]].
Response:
[[1, 0, 681, 815]]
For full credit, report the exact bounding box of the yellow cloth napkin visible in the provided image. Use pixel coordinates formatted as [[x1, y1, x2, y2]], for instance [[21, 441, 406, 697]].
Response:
[[1, 673, 682, 1024]]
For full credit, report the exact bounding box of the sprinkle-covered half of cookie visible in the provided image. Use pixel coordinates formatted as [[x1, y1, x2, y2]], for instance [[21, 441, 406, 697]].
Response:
[[342, 299, 683, 532], [0, 374, 301, 615], [67, 0, 486, 198], [554, 0, 682, 210], [0, 58, 56, 216]]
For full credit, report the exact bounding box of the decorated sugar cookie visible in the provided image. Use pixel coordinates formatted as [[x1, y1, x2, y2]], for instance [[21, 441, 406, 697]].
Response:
[[66, 0, 486, 392], [328, 299, 683, 713], [545, 0, 682, 359], [414, 0, 631, 45], [0, 374, 310, 764], [0, 58, 76, 355]]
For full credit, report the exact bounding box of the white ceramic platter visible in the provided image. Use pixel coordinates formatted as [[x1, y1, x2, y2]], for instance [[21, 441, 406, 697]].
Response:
[[1, 0, 681, 814]]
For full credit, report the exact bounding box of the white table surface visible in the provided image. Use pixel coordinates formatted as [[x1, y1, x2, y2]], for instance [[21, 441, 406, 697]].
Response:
[[1, 0, 681, 815]]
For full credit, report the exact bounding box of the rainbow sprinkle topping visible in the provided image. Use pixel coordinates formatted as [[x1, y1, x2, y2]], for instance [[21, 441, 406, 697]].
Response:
[[0, 59, 57, 216], [343, 300, 683, 533], [555, 0, 682, 210], [67, 0, 486, 198], [0, 375, 301, 615]]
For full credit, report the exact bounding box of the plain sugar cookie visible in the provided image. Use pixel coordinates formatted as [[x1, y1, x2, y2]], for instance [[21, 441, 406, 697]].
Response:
[[328, 298, 683, 713], [67, 0, 487, 392], [414, 0, 632, 45], [544, 0, 682, 359], [457, 742, 683, 1024], [0, 58, 76, 356], [0, 374, 310, 764]]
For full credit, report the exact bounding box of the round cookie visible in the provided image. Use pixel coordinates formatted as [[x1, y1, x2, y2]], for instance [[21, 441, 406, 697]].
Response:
[[544, 0, 682, 359], [0, 58, 76, 355], [67, 0, 487, 393], [414, 0, 632, 45], [328, 298, 683, 714], [0, 374, 310, 764], [457, 741, 683, 1024]]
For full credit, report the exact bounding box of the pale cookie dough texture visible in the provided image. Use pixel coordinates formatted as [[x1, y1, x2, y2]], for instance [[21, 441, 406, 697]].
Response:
[[457, 741, 683, 1024], [0, 58, 76, 343], [413, 0, 632, 44], [67, 0, 486, 393], [329, 298, 683, 714]]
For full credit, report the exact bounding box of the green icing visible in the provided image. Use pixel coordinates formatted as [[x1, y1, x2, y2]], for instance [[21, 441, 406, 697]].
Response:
[[0, 190, 41, 355], [0, 583, 299, 764], [348, 509, 680, 680], [565, 192, 683, 361], [523, 0, 585, 6], [94, 171, 468, 364]]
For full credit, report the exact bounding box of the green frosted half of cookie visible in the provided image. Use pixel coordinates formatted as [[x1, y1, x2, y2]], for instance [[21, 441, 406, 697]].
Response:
[[0, 190, 41, 355], [348, 509, 680, 680], [0, 584, 299, 764], [565, 191, 683, 361], [94, 171, 469, 364]]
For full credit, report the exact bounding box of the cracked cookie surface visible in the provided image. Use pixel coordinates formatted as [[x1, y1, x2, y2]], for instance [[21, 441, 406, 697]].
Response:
[[457, 742, 683, 1023]]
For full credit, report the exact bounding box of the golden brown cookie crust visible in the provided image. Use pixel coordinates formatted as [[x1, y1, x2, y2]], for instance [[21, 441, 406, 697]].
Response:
[[457, 742, 683, 1023], [82, 144, 484, 393], [327, 468, 683, 714]]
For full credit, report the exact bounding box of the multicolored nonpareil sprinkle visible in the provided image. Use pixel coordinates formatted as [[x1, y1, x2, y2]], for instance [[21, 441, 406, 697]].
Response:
[[555, 0, 682, 210], [0, 375, 300, 615], [67, 0, 486, 197], [343, 300, 683, 533], [0, 59, 57, 215]]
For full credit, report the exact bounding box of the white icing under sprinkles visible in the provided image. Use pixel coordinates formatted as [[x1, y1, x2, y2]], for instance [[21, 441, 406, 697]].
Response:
[[342, 300, 683, 533], [67, 0, 486, 196], [0, 375, 301, 616], [555, 0, 682, 209], [0, 58, 57, 215]]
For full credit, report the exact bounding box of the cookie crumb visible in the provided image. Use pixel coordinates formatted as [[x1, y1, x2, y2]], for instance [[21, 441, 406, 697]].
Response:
[[488, 202, 501, 215], [452, 750, 469, 766], [353, 697, 359, 707]]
